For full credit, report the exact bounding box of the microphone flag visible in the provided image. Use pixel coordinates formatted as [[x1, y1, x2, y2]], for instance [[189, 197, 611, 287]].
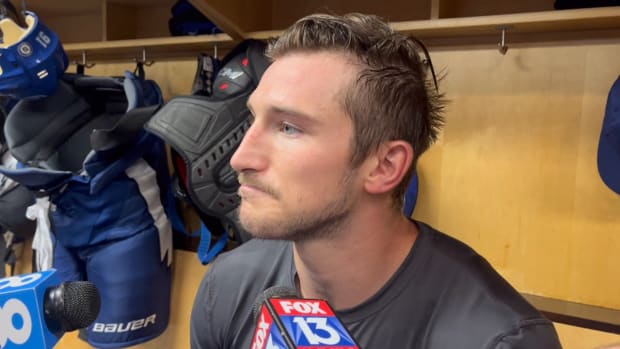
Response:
[[251, 297, 360, 349]]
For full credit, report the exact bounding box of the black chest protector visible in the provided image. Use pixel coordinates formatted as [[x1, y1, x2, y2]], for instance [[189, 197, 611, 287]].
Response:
[[145, 39, 270, 243]]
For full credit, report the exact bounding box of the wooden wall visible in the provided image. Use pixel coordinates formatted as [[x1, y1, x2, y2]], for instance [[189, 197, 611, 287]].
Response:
[[9, 36, 620, 348], [415, 40, 620, 311]]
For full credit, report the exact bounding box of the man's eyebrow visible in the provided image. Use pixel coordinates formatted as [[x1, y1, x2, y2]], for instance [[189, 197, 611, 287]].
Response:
[[245, 102, 316, 124], [270, 106, 315, 123]]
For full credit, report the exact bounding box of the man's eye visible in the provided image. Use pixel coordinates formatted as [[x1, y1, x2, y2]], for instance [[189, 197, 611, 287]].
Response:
[[279, 122, 301, 135]]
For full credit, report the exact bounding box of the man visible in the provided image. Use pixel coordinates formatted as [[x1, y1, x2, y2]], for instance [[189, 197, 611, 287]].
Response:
[[190, 13, 563, 349]]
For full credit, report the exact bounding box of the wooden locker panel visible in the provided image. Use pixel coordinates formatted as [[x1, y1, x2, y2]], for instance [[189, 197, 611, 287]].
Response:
[[271, 0, 431, 30], [437, 0, 555, 18]]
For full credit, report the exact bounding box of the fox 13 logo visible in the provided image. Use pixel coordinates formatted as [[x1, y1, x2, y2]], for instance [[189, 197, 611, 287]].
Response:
[[0, 298, 33, 347], [0, 274, 41, 348]]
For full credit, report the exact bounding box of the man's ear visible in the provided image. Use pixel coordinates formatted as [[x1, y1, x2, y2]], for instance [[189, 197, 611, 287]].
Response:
[[363, 141, 414, 195]]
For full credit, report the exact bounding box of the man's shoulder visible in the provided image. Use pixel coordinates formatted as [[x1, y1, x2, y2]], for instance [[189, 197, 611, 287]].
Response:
[[418, 222, 521, 293], [415, 223, 561, 348], [418, 222, 538, 314]]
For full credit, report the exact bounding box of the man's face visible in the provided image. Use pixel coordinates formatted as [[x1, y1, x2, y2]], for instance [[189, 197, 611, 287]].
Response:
[[230, 51, 363, 241]]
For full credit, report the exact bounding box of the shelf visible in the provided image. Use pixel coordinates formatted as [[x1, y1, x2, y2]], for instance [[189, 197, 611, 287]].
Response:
[[26, 0, 172, 15], [61, 6, 620, 62], [63, 34, 235, 62], [390, 6, 620, 38], [25, 0, 102, 16], [230, 7, 620, 41], [524, 294, 620, 334]]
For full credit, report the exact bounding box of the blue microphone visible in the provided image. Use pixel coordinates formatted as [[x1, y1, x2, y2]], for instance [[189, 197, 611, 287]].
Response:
[[250, 286, 361, 349], [0, 269, 101, 349]]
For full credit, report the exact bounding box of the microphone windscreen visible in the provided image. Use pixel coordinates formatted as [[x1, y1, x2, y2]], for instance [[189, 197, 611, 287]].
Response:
[[60, 281, 101, 330], [252, 286, 298, 322]]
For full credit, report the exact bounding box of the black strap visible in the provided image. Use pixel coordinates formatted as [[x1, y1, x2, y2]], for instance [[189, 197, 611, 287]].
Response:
[[31, 247, 36, 272], [1, 231, 18, 277], [0, 233, 6, 278], [6, 246, 16, 275], [410, 37, 439, 93], [192, 53, 217, 96], [134, 62, 146, 79]]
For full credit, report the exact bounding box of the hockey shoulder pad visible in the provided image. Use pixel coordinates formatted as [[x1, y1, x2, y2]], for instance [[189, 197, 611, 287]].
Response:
[[145, 39, 270, 243]]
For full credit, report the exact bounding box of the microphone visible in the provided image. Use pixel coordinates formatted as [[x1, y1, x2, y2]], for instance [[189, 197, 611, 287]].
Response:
[[0, 269, 101, 349], [250, 286, 360, 349]]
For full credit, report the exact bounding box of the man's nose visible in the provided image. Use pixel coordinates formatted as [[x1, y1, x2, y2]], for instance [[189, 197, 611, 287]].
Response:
[[230, 121, 267, 173]]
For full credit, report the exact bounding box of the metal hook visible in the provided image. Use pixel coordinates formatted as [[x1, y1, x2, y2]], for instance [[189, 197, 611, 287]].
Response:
[[74, 50, 96, 69], [135, 48, 155, 67], [497, 26, 511, 55]]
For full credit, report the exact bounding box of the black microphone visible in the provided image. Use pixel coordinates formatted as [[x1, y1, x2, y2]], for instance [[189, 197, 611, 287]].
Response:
[[44, 280, 101, 336], [0, 269, 101, 348], [249, 286, 361, 349]]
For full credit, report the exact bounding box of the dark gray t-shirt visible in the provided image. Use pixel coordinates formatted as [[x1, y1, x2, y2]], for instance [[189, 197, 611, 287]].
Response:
[[190, 221, 562, 349]]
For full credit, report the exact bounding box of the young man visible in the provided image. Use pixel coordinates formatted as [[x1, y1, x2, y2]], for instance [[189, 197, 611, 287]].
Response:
[[190, 13, 563, 349]]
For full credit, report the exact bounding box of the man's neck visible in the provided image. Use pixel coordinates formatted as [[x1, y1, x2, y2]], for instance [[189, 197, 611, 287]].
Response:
[[293, 206, 418, 310]]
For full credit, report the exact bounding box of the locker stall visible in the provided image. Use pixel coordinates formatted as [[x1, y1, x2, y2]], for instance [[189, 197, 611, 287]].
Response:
[[3, 0, 620, 348]]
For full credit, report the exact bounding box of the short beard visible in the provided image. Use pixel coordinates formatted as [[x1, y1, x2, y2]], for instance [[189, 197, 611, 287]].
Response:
[[278, 195, 353, 242], [236, 171, 356, 242]]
